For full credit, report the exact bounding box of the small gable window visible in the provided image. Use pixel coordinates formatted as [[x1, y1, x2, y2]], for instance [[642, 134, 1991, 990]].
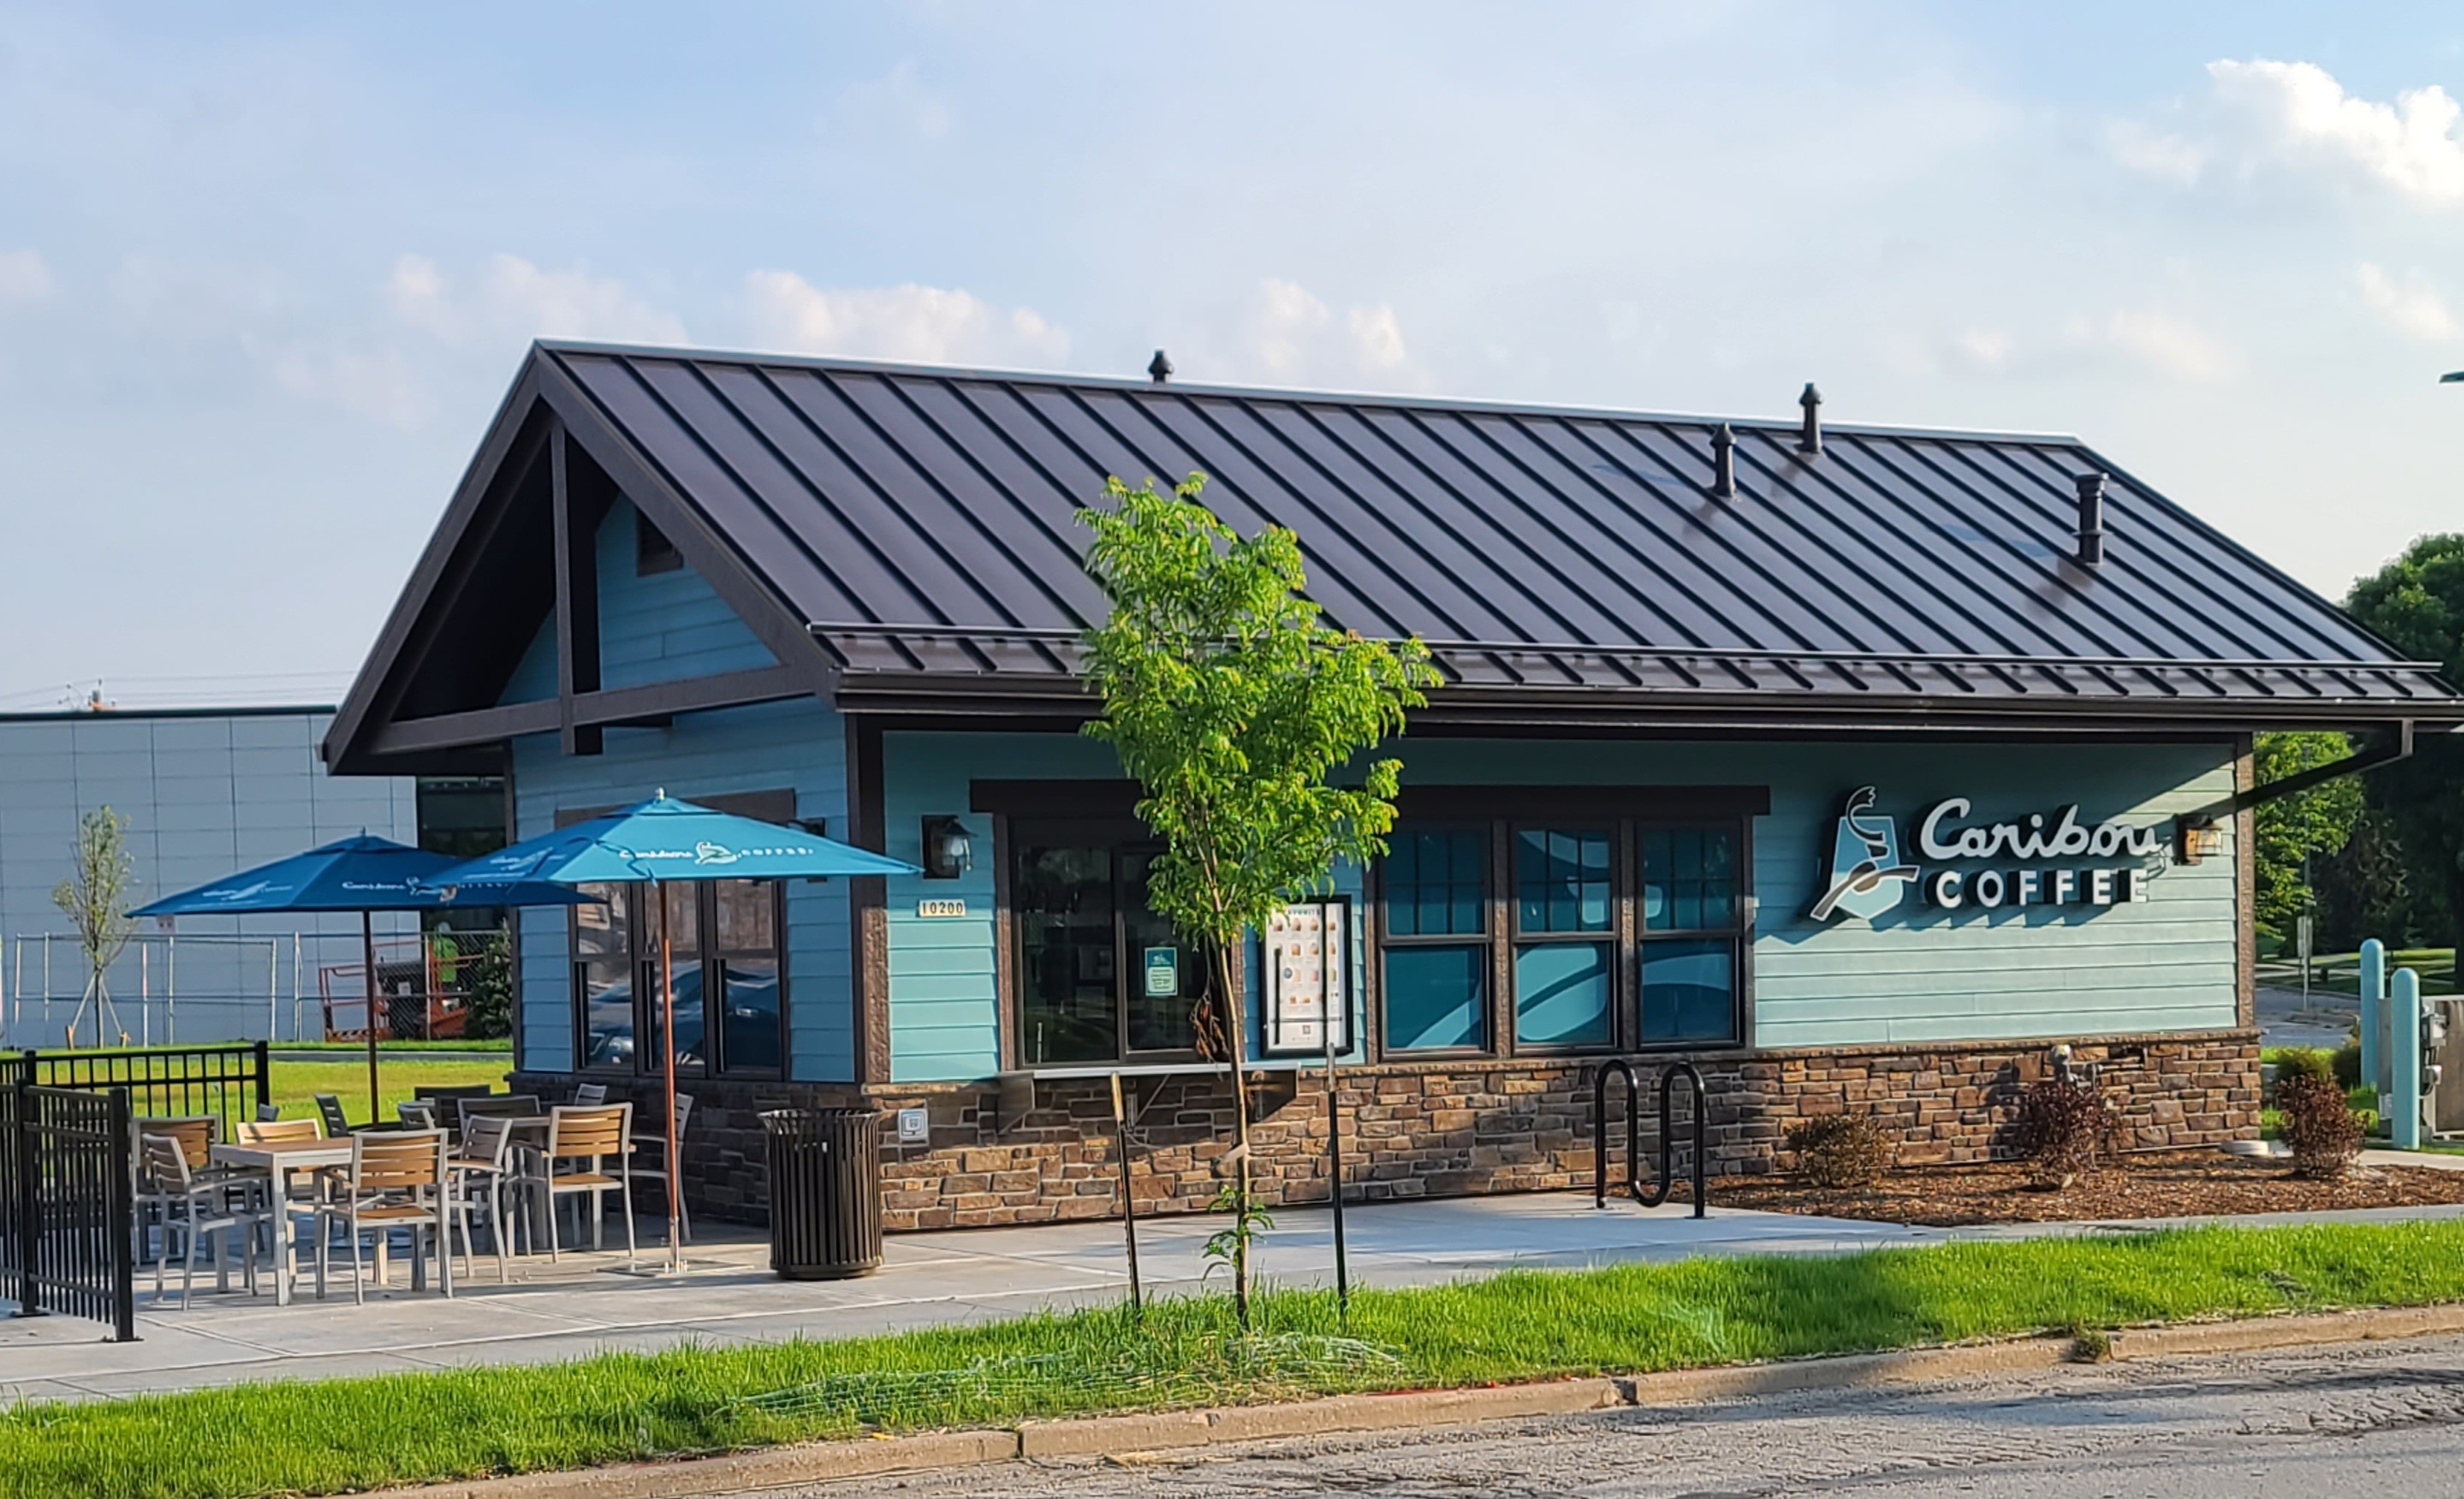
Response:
[[635, 511, 682, 576]]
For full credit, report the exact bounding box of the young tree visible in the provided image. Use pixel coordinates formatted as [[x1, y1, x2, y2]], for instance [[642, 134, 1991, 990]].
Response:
[[52, 806, 138, 1047], [1079, 473, 1439, 1324], [2345, 536, 2464, 949], [2251, 731, 2364, 950]]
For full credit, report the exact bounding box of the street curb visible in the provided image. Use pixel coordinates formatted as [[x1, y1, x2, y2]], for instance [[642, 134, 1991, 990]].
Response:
[[358, 1304, 2464, 1499]]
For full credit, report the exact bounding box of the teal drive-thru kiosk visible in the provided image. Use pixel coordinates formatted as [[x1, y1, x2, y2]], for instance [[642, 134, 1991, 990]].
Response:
[[322, 343, 2464, 1228]]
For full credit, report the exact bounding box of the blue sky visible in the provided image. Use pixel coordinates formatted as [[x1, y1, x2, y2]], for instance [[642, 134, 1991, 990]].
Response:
[[4, 2, 2463, 706]]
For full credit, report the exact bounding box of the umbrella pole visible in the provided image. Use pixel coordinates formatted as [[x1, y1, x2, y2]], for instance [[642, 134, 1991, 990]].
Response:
[[363, 910, 380, 1126], [661, 878, 684, 1273]]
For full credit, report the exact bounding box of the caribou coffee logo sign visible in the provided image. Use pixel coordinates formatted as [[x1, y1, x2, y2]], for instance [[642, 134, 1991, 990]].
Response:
[[1812, 786, 2163, 925]]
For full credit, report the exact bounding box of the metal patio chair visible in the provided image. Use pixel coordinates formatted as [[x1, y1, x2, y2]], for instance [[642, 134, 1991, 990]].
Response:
[[572, 1082, 609, 1107], [313, 1129, 455, 1304], [138, 1133, 263, 1307], [446, 1114, 520, 1281], [626, 1092, 695, 1246], [518, 1104, 635, 1261], [313, 1093, 356, 1138]]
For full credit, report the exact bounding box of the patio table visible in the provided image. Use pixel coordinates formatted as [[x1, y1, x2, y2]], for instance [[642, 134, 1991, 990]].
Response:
[[209, 1137, 345, 1305], [207, 1136, 441, 1304]]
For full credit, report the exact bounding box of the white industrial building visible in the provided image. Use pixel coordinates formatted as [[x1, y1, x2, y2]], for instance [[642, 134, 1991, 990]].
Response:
[[0, 705, 453, 1048]]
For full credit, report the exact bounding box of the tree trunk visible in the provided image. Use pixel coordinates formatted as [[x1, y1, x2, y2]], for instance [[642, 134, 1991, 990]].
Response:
[[1216, 942, 1254, 1328]]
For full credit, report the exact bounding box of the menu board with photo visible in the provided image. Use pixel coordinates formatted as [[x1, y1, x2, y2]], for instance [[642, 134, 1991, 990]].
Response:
[[1262, 898, 1351, 1055]]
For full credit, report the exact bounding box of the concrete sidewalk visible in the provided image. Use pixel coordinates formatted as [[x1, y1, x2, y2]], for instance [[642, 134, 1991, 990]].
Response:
[[7, 1190, 2461, 1404]]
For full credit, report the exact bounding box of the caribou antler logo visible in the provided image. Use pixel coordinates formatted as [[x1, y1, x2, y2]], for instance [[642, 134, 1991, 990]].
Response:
[[1810, 786, 1920, 922]]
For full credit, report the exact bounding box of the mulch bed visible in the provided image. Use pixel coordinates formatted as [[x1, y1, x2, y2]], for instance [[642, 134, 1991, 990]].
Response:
[[1713, 1153, 2464, 1227]]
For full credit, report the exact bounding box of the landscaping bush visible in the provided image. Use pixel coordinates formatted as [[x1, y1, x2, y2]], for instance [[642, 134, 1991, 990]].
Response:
[[2277, 1071, 2364, 1179], [2332, 1041, 2362, 1092], [1784, 1113, 1892, 1189], [2273, 1047, 2335, 1087], [2011, 1076, 2114, 1189]]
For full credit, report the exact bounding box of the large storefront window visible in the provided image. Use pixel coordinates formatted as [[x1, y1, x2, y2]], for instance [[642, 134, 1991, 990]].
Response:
[[1012, 822, 1201, 1066], [1377, 810, 1749, 1056], [573, 879, 785, 1075]]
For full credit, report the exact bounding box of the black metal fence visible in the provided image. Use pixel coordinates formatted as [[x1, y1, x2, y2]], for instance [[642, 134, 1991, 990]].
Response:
[[13, 1042, 270, 1136], [1, 1082, 137, 1340]]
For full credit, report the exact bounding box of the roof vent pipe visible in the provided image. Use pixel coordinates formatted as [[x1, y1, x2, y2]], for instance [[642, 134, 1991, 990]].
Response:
[[1147, 349, 1173, 384], [1711, 423, 1737, 498], [1797, 383, 1822, 456], [2075, 471, 2107, 569]]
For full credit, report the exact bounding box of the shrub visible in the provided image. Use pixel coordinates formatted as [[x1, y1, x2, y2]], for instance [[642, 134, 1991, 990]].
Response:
[[2273, 1047, 2335, 1086], [2277, 1072, 2364, 1179], [1784, 1113, 1892, 1189], [2332, 1041, 2362, 1092], [2011, 1076, 2114, 1189]]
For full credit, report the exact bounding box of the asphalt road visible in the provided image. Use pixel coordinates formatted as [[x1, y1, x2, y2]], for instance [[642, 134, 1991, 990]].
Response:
[[794, 1333, 2464, 1498]]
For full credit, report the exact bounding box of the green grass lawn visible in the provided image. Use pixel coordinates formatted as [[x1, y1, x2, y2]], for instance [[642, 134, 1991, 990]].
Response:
[[2263, 947, 2457, 997], [7, 1220, 2464, 1499], [264, 1055, 513, 1125]]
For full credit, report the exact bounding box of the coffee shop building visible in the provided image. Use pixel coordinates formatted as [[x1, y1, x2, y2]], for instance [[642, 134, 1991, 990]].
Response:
[[324, 342, 2462, 1228]]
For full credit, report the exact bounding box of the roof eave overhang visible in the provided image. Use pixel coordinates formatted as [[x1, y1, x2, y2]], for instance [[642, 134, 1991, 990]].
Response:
[[824, 670, 2464, 737]]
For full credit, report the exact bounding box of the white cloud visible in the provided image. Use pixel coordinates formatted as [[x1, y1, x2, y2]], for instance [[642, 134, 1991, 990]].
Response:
[[2205, 59, 2464, 207], [2357, 263, 2461, 341], [386, 253, 687, 346], [2106, 120, 2208, 185], [2063, 308, 2234, 381], [741, 272, 1068, 366], [1239, 279, 1421, 386], [268, 346, 432, 429], [0, 250, 53, 305]]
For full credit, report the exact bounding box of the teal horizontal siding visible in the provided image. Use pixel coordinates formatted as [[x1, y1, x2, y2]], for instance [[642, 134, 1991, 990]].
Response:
[[510, 697, 852, 1081], [596, 499, 777, 690], [881, 731, 1120, 1082]]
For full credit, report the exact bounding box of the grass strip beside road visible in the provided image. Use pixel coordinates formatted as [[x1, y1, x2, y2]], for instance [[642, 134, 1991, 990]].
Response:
[[8, 1220, 2464, 1499]]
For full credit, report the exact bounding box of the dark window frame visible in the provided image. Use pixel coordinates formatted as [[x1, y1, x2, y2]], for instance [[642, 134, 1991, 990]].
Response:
[[1372, 797, 1759, 1061], [563, 789, 794, 1078], [1002, 815, 1208, 1071], [1505, 820, 1623, 1056], [1373, 819, 1499, 1058]]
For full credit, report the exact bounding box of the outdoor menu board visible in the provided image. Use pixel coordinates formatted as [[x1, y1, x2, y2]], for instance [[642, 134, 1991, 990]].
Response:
[[1262, 897, 1350, 1055]]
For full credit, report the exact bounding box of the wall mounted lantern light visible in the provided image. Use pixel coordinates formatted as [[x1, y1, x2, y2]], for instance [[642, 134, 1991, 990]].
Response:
[[921, 816, 973, 879], [2175, 817, 2224, 866]]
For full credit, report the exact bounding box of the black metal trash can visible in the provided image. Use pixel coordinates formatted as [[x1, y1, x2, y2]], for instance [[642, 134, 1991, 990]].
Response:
[[760, 1107, 884, 1280]]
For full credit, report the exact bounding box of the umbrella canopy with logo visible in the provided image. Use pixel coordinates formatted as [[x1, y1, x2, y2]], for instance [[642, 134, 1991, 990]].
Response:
[[422, 794, 918, 1270], [132, 835, 601, 1121]]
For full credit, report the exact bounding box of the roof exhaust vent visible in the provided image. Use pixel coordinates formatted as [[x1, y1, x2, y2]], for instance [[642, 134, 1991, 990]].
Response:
[[1711, 423, 1737, 498], [1147, 349, 1174, 384], [1797, 383, 1822, 456], [2075, 471, 2107, 569]]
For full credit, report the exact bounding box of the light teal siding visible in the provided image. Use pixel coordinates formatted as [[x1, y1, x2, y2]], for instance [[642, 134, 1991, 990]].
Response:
[[496, 497, 775, 706], [596, 499, 777, 690], [510, 698, 851, 1080], [879, 732, 1121, 1082], [869, 731, 2237, 1080]]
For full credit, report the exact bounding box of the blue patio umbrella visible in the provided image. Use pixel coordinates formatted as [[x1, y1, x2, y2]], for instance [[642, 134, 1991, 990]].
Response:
[[132, 835, 601, 1122], [422, 794, 918, 1269]]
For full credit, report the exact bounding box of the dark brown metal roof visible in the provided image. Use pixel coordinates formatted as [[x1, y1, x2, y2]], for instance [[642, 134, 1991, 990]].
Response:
[[531, 341, 2451, 725]]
